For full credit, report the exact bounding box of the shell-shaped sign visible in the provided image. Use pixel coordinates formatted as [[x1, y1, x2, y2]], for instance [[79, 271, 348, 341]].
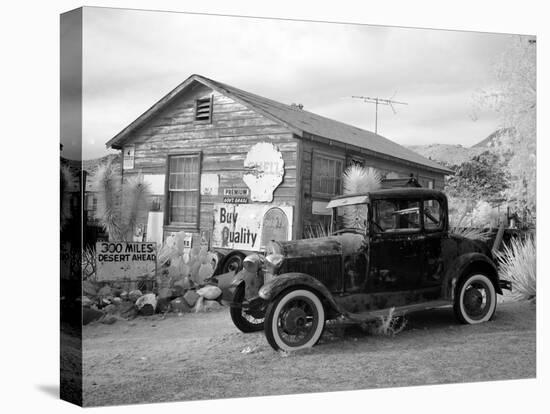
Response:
[[243, 142, 285, 202], [260, 207, 289, 247]]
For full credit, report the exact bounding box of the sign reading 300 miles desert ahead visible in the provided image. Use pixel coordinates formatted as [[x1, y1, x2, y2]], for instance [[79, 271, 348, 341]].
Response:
[[96, 242, 157, 281]]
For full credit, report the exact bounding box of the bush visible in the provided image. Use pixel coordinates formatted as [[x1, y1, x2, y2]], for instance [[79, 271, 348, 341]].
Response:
[[362, 307, 407, 336], [496, 235, 536, 301]]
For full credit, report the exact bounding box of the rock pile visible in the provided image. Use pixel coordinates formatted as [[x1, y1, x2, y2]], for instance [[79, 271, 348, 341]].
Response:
[[81, 280, 225, 325]]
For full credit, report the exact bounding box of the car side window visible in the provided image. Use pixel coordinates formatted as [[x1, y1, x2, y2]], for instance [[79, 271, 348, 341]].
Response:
[[423, 199, 443, 231], [374, 199, 421, 233]]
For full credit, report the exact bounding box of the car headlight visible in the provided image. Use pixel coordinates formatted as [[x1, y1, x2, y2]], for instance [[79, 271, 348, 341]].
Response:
[[264, 253, 284, 283], [243, 254, 264, 273], [265, 253, 284, 270]]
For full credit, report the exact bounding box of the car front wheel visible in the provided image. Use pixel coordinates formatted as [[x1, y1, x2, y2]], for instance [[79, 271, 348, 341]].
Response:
[[265, 288, 325, 351], [230, 284, 264, 333], [454, 273, 496, 324]]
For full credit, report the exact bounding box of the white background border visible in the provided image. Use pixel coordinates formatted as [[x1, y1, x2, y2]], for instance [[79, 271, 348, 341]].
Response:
[[2, 1, 547, 412]]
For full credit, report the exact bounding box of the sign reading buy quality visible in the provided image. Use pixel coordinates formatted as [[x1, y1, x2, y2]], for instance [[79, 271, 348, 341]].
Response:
[[96, 241, 157, 281], [212, 204, 293, 251]]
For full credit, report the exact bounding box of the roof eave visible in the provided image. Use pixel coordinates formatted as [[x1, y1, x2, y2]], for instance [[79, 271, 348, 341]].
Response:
[[106, 74, 304, 150], [301, 132, 453, 175]]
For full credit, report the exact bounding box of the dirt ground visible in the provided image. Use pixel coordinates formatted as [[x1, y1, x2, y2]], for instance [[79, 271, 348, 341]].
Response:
[[82, 300, 536, 407]]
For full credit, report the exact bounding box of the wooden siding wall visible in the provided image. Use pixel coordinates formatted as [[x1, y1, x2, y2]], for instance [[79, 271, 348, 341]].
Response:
[[300, 138, 446, 236], [121, 82, 298, 237]]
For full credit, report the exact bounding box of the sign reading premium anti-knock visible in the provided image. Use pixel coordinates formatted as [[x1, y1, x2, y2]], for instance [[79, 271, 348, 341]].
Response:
[[212, 204, 293, 251], [96, 241, 157, 281]]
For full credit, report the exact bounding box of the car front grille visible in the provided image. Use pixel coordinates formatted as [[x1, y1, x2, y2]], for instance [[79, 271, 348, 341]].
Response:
[[280, 254, 342, 292]]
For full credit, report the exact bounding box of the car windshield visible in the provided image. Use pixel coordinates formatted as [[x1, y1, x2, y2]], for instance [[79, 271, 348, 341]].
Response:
[[332, 203, 369, 233]]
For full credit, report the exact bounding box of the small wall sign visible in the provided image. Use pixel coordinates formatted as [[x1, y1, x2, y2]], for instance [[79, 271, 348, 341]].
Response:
[[200, 173, 219, 196], [223, 188, 249, 203], [123, 145, 135, 170], [260, 207, 289, 247]]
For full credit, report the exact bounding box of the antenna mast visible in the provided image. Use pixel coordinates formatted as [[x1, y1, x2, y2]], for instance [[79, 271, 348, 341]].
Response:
[[351, 95, 408, 134]]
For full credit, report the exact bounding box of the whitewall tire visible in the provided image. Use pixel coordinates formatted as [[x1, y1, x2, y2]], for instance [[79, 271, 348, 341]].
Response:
[[265, 289, 325, 351], [454, 273, 497, 324]]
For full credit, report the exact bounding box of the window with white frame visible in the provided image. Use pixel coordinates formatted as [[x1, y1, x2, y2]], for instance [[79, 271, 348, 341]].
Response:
[[167, 154, 200, 226]]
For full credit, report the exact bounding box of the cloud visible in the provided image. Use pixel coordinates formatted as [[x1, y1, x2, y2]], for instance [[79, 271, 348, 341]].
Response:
[[79, 7, 517, 159]]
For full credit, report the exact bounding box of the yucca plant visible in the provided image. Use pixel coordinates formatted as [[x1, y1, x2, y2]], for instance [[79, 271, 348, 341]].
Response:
[[449, 210, 492, 241], [93, 161, 124, 241], [342, 165, 381, 229], [93, 160, 150, 241], [496, 235, 536, 301], [121, 173, 151, 240]]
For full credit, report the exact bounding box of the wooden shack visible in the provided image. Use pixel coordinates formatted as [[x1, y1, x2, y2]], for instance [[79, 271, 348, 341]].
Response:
[[106, 74, 452, 270]]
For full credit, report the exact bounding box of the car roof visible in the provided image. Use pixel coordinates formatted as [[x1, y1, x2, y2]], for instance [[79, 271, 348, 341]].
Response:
[[330, 188, 446, 202]]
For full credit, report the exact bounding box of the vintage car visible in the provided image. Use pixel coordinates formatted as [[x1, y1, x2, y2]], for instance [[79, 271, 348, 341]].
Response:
[[226, 188, 512, 351]]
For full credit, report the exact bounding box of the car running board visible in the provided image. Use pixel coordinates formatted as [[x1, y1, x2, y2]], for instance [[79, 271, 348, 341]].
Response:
[[342, 300, 452, 322]]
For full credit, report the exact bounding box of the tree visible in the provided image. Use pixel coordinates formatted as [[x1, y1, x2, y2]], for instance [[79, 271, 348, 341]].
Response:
[[475, 36, 536, 221], [445, 151, 509, 204]]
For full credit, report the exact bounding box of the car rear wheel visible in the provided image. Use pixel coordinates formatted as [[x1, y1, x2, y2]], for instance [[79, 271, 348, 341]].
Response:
[[230, 284, 264, 333], [454, 273, 496, 324], [265, 288, 325, 351], [222, 252, 246, 273]]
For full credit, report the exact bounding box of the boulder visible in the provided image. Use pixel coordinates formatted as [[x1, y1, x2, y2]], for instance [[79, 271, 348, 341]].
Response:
[[120, 291, 129, 301], [183, 290, 200, 307], [81, 296, 93, 308], [83, 280, 97, 297], [203, 300, 223, 312], [128, 289, 143, 302], [156, 297, 171, 313], [197, 285, 222, 300], [157, 287, 173, 300], [97, 285, 112, 297], [138, 304, 155, 316], [119, 302, 138, 319], [170, 297, 191, 313], [83, 307, 104, 325], [101, 315, 117, 325], [103, 304, 117, 314], [112, 287, 124, 297], [135, 293, 157, 311]]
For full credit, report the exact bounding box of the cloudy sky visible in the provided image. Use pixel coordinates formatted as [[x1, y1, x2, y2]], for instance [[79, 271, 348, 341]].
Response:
[[71, 7, 520, 160]]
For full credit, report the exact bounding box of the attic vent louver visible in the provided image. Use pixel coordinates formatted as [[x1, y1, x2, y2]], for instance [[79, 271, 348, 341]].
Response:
[[195, 96, 213, 122]]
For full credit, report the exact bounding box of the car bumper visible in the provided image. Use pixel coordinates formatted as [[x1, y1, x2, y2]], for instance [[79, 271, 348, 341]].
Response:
[[499, 279, 512, 291]]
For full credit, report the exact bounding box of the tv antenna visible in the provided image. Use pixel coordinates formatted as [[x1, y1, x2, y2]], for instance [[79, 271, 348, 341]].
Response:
[[351, 94, 408, 134]]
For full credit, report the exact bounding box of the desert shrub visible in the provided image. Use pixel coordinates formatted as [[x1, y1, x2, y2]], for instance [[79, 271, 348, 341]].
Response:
[[450, 226, 492, 242], [496, 235, 536, 301], [304, 222, 331, 239], [82, 246, 97, 280], [362, 307, 407, 336], [376, 308, 407, 336]]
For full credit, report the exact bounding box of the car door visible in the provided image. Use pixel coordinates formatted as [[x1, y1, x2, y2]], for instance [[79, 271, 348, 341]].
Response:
[[368, 198, 424, 292], [421, 197, 446, 289]]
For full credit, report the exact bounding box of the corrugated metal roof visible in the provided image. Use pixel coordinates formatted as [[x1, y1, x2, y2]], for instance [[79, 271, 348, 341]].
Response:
[[107, 74, 452, 174]]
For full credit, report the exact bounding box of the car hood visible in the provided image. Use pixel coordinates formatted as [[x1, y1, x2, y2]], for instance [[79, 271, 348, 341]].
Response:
[[271, 234, 364, 259]]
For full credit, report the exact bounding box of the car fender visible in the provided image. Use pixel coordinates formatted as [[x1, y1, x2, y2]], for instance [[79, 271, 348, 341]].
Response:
[[228, 269, 263, 300], [442, 252, 501, 300], [258, 272, 342, 314]]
